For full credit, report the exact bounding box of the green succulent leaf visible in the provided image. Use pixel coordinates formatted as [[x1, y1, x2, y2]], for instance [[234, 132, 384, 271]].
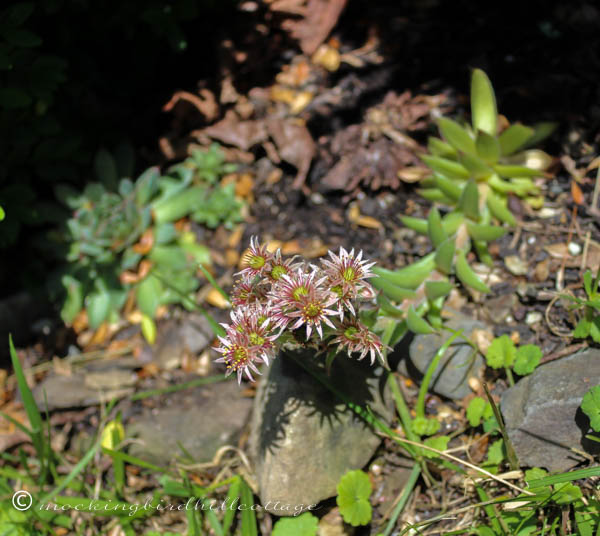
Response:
[[60, 274, 83, 324], [136, 274, 163, 317], [0, 205, 4, 221], [371, 278, 417, 302], [425, 280, 454, 301], [86, 287, 111, 329], [460, 153, 493, 180], [494, 164, 542, 178], [401, 215, 428, 234], [486, 334, 516, 369], [475, 130, 500, 163], [420, 154, 470, 180], [458, 179, 480, 221], [467, 397, 486, 427], [525, 122, 557, 148], [428, 137, 457, 158], [407, 305, 436, 334], [272, 512, 318, 536], [513, 344, 542, 375], [417, 188, 454, 204], [135, 166, 160, 206], [471, 68, 497, 136], [427, 207, 447, 247], [466, 221, 506, 242], [441, 211, 464, 235], [372, 253, 435, 289], [486, 189, 517, 226], [434, 237, 456, 275], [498, 124, 534, 156], [581, 386, 600, 432], [437, 117, 476, 155], [434, 174, 462, 201], [336, 470, 372, 527], [455, 250, 491, 293], [473, 240, 493, 267]]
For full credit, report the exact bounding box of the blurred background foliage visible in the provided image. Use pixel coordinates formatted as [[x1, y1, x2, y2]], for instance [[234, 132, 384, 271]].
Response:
[[0, 0, 237, 293]]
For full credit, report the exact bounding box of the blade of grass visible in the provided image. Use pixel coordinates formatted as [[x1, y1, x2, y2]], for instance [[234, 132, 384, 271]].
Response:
[[9, 335, 45, 478], [416, 330, 463, 419], [198, 264, 230, 303], [381, 463, 421, 536], [39, 441, 100, 505], [527, 466, 600, 488], [223, 475, 241, 535], [102, 448, 170, 475], [482, 382, 519, 470], [239, 476, 257, 536], [131, 374, 229, 401]]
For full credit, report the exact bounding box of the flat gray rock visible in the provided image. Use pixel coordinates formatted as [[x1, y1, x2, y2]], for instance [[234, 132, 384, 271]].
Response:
[[399, 308, 485, 399], [33, 372, 134, 410], [501, 349, 600, 472], [128, 379, 252, 466], [248, 346, 393, 516]]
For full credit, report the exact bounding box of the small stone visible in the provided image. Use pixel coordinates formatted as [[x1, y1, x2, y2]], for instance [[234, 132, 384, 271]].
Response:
[[505, 255, 529, 276], [568, 242, 582, 256], [525, 311, 543, 325], [501, 348, 600, 472], [400, 308, 486, 400], [129, 379, 252, 466]]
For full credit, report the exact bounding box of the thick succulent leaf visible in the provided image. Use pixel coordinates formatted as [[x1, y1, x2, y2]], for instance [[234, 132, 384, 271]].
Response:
[[471, 68, 497, 136], [135, 166, 160, 206], [372, 253, 436, 289], [494, 164, 542, 178], [441, 211, 464, 235], [455, 250, 491, 293], [434, 237, 455, 274], [486, 189, 516, 225], [475, 130, 500, 163], [523, 121, 557, 148], [466, 221, 507, 241], [136, 274, 163, 317], [458, 179, 480, 221], [371, 277, 417, 302], [417, 188, 455, 204], [86, 288, 111, 329], [498, 124, 534, 156], [434, 174, 462, 201], [420, 155, 470, 179], [437, 118, 476, 155], [473, 240, 493, 267], [428, 136, 457, 158], [400, 215, 428, 234], [460, 153, 493, 180], [427, 207, 447, 247], [407, 305, 436, 334], [425, 280, 454, 301]]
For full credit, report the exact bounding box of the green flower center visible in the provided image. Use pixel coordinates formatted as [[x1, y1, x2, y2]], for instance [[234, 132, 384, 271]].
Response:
[[249, 255, 266, 269], [249, 332, 265, 346], [304, 302, 322, 318], [231, 346, 248, 364], [270, 265, 287, 280], [331, 284, 343, 297], [344, 326, 359, 340], [292, 285, 309, 300], [342, 267, 357, 282]]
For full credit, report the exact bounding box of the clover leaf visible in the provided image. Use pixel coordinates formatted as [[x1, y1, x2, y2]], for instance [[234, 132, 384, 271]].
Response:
[[272, 512, 318, 536], [467, 397, 486, 427], [554, 482, 582, 505], [421, 436, 450, 459], [581, 385, 600, 432], [485, 334, 516, 369], [336, 470, 372, 527], [513, 344, 542, 376]]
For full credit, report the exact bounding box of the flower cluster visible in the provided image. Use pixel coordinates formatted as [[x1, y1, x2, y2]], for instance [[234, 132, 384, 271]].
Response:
[[214, 237, 383, 383]]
